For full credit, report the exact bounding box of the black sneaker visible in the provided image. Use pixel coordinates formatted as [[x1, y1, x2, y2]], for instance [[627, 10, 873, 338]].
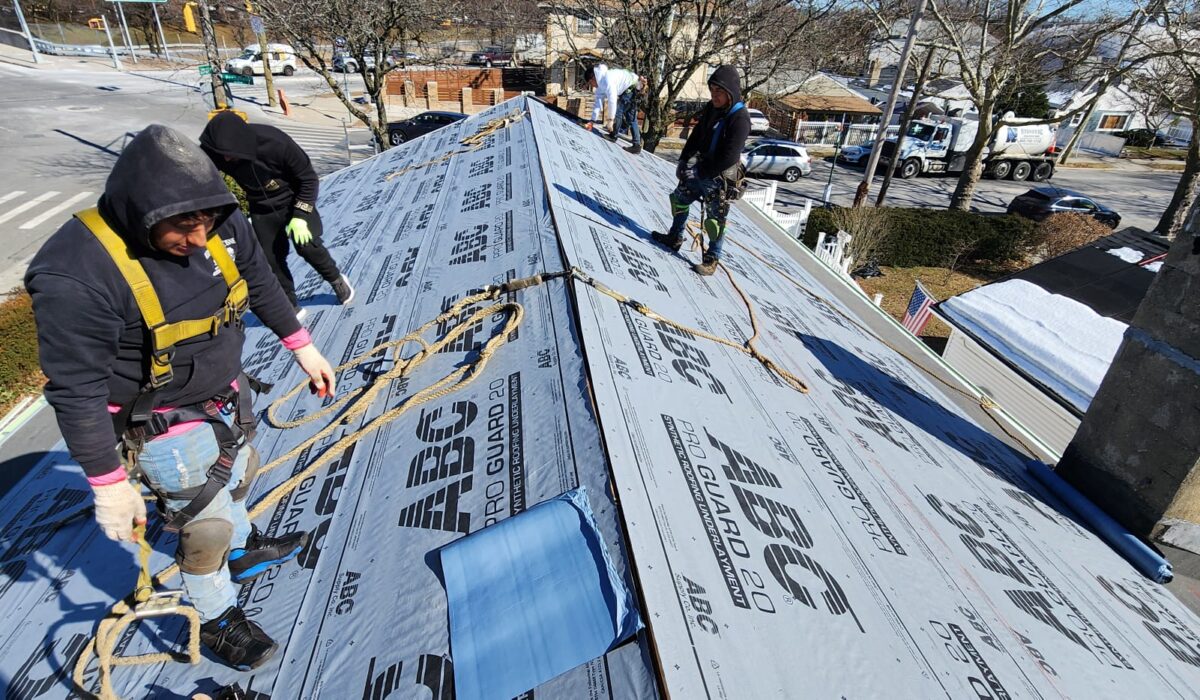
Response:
[[650, 231, 683, 252], [200, 606, 278, 671], [625, 144, 642, 155], [607, 132, 618, 143], [694, 254, 719, 276], [228, 525, 309, 584], [331, 275, 355, 305]]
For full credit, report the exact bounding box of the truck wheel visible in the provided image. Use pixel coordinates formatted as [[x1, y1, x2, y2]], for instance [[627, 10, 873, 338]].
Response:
[[990, 161, 1012, 180], [1031, 162, 1053, 181], [899, 158, 921, 179], [783, 167, 802, 182], [1011, 162, 1032, 181], [283, 65, 295, 76]]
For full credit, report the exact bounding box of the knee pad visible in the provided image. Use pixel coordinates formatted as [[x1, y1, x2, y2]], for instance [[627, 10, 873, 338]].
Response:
[[669, 192, 690, 214], [230, 445, 261, 503], [176, 517, 234, 575], [703, 218, 725, 240]]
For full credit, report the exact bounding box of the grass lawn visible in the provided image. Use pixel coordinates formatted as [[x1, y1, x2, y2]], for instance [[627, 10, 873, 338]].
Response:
[[1123, 146, 1189, 160], [856, 264, 1009, 340]]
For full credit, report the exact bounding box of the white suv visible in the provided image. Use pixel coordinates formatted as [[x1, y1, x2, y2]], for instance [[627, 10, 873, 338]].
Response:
[[741, 140, 812, 182], [225, 44, 297, 76]]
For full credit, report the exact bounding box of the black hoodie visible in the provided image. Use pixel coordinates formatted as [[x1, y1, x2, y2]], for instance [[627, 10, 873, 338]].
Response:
[[25, 125, 301, 478], [680, 65, 752, 180], [200, 111, 320, 218]]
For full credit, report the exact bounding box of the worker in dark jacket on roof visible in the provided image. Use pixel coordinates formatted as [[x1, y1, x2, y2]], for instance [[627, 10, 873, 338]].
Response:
[[25, 125, 337, 671], [200, 111, 354, 321], [651, 65, 751, 276]]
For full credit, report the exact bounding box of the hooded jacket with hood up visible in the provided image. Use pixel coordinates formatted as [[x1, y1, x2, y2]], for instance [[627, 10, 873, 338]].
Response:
[[199, 111, 319, 218], [25, 125, 301, 478], [679, 65, 751, 180]]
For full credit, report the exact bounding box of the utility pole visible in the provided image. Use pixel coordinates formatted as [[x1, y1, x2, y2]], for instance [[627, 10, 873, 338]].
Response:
[[11, 0, 42, 64], [877, 47, 935, 206], [197, 0, 229, 109], [115, 2, 138, 64], [245, 1, 277, 108], [151, 2, 170, 61], [854, 0, 928, 207]]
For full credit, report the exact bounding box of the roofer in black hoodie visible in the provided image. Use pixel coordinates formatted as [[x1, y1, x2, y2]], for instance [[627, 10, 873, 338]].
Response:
[[25, 125, 337, 671], [200, 111, 353, 321], [650, 65, 751, 275]]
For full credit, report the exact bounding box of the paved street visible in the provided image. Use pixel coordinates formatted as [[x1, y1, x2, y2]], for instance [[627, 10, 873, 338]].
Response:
[[0, 60, 372, 292], [746, 155, 1177, 233]]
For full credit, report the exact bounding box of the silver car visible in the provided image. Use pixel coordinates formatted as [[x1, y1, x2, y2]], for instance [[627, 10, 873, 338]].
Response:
[[741, 140, 812, 182]]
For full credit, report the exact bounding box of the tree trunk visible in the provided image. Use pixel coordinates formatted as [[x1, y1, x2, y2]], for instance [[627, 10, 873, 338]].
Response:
[[1155, 126, 1200, 238], [948, 103, 993, 212], [641, 94, 672, 153]]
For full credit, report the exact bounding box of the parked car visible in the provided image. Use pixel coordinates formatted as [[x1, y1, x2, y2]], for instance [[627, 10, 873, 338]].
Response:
[[837, 142, 875, 164], [1007, 186, 1121, 228], [747, 108, 771, 134], [384, 110, 468, 147], [467, 46, 513, 67], [334, 50, 417, 73], [225, 44, 297, 76], [741, 139, 812, 182]]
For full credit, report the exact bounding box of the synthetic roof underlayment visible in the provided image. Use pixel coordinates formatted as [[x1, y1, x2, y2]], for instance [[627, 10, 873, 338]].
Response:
[[2, 96, 1199, 699]]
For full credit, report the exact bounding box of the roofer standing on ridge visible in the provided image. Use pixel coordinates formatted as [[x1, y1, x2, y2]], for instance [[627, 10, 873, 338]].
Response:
[[585, 63, 644, 155], [200, 111, 354, 321], [25, 125, 337, 671], [650, 66, 750, 276]]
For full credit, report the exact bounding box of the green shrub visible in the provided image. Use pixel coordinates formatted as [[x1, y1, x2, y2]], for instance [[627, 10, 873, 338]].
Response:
[[223, 174, 250, 216], [804, 206, 1035, 267], [0, 291, 44, 413]]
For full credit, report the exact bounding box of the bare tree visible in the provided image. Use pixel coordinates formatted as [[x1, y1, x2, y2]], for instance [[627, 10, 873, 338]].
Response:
[[921, 0, 1137, 211], [544, 0, 839, 152], [255, 0, 446, 145]]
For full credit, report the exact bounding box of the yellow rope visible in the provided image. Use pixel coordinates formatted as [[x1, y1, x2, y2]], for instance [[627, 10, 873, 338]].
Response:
[[71, 279, 532, 699], [384, 109, 525, 181]]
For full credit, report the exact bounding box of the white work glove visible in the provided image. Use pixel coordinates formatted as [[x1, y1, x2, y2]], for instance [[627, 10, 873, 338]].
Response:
[[92, 479, 147, 542], [294, 343, 337, 398]]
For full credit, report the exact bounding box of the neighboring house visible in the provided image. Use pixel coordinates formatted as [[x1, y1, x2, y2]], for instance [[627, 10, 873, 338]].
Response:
[[765, 72, 882, 127], [862, 18, 990, 88], [933, 228, 1168, 454], [541, 5, 710, 100]]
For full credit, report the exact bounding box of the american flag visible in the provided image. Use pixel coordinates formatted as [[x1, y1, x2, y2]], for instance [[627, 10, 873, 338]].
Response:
[[901, 281, 936, 335]]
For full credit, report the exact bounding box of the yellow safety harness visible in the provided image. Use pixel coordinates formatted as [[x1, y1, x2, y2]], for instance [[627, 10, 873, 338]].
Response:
[[74, 207, 250, 390]]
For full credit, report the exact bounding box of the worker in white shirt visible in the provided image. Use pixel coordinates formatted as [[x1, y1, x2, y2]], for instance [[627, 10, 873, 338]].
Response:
[[585, 64, 644, 155]]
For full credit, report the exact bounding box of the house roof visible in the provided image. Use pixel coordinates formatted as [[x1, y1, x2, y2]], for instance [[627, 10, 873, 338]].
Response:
[[937, 229, 1168, 413], [4, 97, 1200, 699], [777, 92, 882, 115]]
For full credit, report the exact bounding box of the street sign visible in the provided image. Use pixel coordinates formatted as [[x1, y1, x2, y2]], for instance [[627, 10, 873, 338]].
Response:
[[198, 64, 212, 75], [249, 15, 264, 34], [221, 72, 254, 85]]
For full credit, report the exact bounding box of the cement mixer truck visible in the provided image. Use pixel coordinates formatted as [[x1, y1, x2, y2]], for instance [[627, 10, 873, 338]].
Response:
[[879, 113, 1058, 181]]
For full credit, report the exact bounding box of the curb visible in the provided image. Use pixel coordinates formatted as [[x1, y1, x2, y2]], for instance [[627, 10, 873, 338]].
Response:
[[0, 395, 46, 448]]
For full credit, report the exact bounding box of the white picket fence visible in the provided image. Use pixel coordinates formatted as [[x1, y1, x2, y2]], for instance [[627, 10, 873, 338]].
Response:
[[814, 230, 854, 278], [741, 182, 812, 241]]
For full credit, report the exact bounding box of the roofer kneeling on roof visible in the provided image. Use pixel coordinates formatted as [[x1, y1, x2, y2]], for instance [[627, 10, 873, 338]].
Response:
[[200, 110, 354, 323], [25, 125, 337, 671], [650, 65, 750, 276]]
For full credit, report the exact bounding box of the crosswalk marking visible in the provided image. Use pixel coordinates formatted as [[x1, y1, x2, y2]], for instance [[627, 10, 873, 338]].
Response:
[[19, 191, 94, 230], [0, 191, 60, 225], [0, 191, 24, 207]]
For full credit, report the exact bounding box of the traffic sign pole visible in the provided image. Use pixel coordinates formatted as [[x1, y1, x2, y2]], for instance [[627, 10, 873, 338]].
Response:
[[115, 2, 137, 64], [11, 0, 42, 64], [151, 3, 170, 61]]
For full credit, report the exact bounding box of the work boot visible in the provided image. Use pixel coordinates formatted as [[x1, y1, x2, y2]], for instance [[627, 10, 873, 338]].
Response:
[[294, 305, 307, 322], [694, 253, 719, 276], [200, 606, 278, 671], [228, 525, 310, 584], [607, 132, 618, 143], [650, 231, 683, 252], [625, 144, 642, 155], [331, 275, 355, 305]]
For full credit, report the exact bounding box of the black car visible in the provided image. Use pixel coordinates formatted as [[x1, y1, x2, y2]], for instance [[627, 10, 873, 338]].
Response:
[[385, 111, 468, 147], [1007, 187, 1121, 229]]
